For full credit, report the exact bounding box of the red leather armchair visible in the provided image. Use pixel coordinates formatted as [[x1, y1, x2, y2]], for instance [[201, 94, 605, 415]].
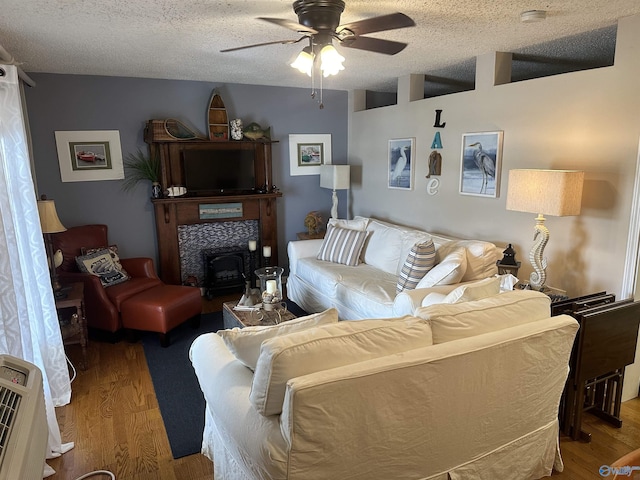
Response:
[[52, 224, 163, 333]]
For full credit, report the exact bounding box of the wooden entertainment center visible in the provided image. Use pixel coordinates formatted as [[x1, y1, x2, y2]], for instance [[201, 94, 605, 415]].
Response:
[[146, 123, 282, 285]]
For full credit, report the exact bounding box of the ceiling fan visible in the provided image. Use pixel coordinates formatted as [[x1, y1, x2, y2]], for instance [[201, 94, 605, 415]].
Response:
[[221, 0, 414, 108], [221, 0, 415, 57]]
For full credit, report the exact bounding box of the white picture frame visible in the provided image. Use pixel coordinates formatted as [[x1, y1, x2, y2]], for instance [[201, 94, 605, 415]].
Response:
[[55, 130, 124, 182], [288, 134, 332, 176], [388, 138, 415, 190], [459, 131, 503, 198]]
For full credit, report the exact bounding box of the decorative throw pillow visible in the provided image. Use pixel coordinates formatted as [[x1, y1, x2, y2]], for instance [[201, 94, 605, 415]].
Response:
[[250, 316, 434, 416], [217, 308, 339, 370], [396, 239, 436, 293], [416, 247, 467, 288], [317, 225, 368, 266], [442, 276, 501, 304], [75, 248, 130, 287], [81, 244, 125, 271]]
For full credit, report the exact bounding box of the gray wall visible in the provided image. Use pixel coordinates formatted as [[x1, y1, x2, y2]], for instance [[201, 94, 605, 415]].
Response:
[[25, 74, 348, 268]]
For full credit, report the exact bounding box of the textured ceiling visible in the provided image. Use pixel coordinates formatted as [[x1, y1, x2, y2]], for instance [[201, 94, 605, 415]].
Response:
[[0, 1, 638, 93]]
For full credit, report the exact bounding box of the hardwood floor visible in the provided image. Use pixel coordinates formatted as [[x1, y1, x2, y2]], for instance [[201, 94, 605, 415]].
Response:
[[47, 297, 640, 479]]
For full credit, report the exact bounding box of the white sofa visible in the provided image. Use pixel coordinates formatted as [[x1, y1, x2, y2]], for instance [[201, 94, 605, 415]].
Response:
[[287, 216, 503, 319], [190, 290, 579, 480]]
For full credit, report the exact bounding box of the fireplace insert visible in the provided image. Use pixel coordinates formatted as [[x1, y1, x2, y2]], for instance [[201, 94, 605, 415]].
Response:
[[203, 248, 247, 299]]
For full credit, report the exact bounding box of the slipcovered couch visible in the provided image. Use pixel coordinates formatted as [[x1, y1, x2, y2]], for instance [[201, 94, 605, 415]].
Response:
[[287, 217, 503, 319], [190, 290, 579, 480]]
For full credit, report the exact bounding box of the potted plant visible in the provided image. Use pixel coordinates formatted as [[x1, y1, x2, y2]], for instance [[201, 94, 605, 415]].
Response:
[[121, 148, 162, 198]]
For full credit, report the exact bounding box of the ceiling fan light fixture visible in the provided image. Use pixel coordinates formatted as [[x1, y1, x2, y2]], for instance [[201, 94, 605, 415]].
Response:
[[291, 47, 314, 76], [319, 44, 345, 77]]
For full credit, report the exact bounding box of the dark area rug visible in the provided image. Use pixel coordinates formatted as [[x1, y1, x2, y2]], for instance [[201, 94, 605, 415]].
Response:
[[142, 300, 308, 459], [142, 311, 223, 459]]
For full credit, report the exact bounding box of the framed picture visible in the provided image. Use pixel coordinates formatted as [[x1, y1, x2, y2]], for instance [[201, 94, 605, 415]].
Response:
[[388, 138, 415, 190], [289, 134, 332, 176], [55, 130, 124, 182], [459, 131, 503, 198]]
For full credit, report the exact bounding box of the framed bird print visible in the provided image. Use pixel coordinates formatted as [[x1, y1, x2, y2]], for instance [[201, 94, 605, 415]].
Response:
[[388, 138, 415, 190], [459, 131, 503, 198]]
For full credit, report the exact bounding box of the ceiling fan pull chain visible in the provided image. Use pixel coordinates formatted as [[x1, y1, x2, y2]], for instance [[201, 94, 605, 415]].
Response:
[[319, 72, 324, 109]]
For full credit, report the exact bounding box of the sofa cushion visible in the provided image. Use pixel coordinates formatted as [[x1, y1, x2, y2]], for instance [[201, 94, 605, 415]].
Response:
[[328, 216, 370, 231], [362, 219, 406, 274], [75, 248, 130, 287], [317, 225, 368, 266], [436, 240, 500, 282], [217, 308, 339, 370], [415, 290, 551, 344], [250, 316, 434, 416], [416, 247, 467, 288], [396, 240, 436, 293], [442, 276, 501, 304]]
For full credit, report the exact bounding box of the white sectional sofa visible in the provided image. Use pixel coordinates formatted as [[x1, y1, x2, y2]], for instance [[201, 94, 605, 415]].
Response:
[[190, 290, 579, 480], [287, 216, 503, 319]]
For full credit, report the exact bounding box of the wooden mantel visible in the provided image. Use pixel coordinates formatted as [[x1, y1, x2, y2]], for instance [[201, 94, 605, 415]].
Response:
[[152, 192, 282, 285]]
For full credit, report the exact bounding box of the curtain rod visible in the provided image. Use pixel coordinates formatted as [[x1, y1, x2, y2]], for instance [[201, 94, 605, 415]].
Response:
[[0, 44, 36, 87]]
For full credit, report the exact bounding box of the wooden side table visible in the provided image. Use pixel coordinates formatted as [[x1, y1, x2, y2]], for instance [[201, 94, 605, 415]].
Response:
[[296, 231, 325, 240], [55, 282, 88, 370]]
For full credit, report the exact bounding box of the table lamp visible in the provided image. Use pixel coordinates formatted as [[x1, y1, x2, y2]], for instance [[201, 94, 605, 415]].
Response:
[[506, 169, 584, 291], [37, 195, 67, 297], [320, 165, 350, 219]]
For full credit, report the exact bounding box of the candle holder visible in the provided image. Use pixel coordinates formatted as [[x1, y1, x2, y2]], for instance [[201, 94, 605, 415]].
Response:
[[263, 246, 272, 267], [255, 266, 283, 311], [249, 249, 257, 288]]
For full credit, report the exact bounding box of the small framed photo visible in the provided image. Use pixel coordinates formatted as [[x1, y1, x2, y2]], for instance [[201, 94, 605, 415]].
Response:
[[289, 134, 332, 175], [459, 131, 503, 198], [388, 138, 415, 190], [55, 130, 124, 182]]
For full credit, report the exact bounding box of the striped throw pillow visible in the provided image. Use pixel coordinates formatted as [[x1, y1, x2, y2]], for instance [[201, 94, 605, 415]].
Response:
[[317, 225, 368, 266], [396, 240, 436, 293]]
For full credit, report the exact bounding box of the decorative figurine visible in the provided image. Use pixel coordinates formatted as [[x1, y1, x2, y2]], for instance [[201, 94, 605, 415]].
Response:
[[304, 211, 323, 235], [242, 122, 271, 141]]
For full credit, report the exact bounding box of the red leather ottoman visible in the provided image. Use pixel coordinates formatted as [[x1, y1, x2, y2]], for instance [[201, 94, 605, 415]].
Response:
[[121, 285, 202, 347]]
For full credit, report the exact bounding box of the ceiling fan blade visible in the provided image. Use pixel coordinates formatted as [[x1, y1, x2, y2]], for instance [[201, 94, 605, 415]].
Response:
[[337, 12, 415, 36], [340, 36, 408, 55], [220, 37, 306, 53], [258, 17, 318, 35]]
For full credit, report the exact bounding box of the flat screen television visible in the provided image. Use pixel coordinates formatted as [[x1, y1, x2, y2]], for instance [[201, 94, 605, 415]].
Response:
[[182, 149, 256, 195]]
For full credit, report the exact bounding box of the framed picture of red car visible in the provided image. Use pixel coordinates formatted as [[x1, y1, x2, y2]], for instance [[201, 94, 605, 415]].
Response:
[[55, 130, 124, 182]]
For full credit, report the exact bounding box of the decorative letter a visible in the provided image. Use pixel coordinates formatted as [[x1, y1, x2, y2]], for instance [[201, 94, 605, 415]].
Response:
[[431, 132, 443, 149]]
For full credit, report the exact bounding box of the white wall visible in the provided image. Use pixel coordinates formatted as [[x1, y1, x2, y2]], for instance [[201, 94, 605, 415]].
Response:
[[348, 14, 640, 399]]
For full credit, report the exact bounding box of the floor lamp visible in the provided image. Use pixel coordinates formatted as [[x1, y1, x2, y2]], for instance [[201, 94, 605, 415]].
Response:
[[37, 195, 67, 298], [320, 164, 350, 219], [506, 169, 584, 291]]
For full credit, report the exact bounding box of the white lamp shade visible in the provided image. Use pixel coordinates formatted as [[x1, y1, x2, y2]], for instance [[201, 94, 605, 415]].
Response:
[[506, 169, 584, 217], [320, 165, 350, 190]]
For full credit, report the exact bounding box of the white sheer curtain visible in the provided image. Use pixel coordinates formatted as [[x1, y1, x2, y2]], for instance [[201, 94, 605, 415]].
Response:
[[0, 64, 72, 474]]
